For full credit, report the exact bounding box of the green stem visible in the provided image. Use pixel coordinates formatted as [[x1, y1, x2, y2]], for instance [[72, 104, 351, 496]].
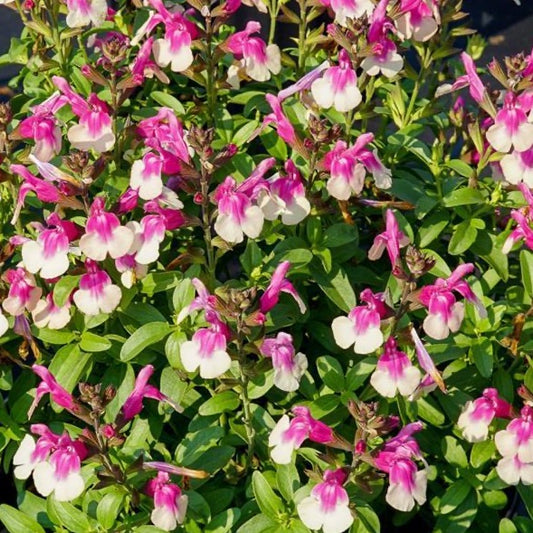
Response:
[[205, 14, 217, 124], [236, 333, 255, 463], [268, 0, 279, 44], [297, 0, 307, 74], [200, 173, 216, 286]]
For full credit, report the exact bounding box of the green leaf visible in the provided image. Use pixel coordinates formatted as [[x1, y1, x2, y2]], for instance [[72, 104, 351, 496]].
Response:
[[470, 439, 495, 469], [53, 275, 80, 307], [151, 91, 185, 114], [520, 250, 533, 299], [351, 504, 380, 532], [96, 490, 124, 530], [236, 514, 277, 533], [322, 224, 358, 248], [276, 463, 299, 502], [309, 260, 356, 313], [345, 358, 376, 391], [446, 160, 473, 178], [470, 337, 493, 378], [232, 121, 259, 146], [443, 187, 485, 207], [0, 505, 45, 533], [518, 485, 533, 519], [316, 356, 345, 392], [80, 331, 111, 352], [198, 391, 240, 416], [172, 278, 196, 314], [241, 240, 264, 276], [448, 221, 477, 255], [48, 344, 91, 399], [418, 211, 449, 248], [119, 322, 171, 361], [500, 518, 518, 533], [439, 481, 472, 514], [205, 508, 241, 533], [46, 499, 91, 533], [470, 232, 509, 281], [442, 436, 468, 468], [251, 471, 284, 520]]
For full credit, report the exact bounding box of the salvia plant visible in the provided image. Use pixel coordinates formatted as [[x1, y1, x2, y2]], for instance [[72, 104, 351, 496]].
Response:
[[0, 0, 531, 531]]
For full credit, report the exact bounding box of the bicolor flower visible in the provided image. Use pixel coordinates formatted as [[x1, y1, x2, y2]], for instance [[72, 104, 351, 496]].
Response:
[[260, 261, 307, 315], [370, 337, 421, 398], [13, 425, 87, 501], [130, 152, 164, 200], [79, 197, 135, 261], [501, 148, 533, 187], [323, 134, 392, 200], [419, 263, 486, 340], [495, 406, 533, 485], [278, 61, 330, 101], [260, 332, 308, 392], [332, 289, 387, 354], [297, 469, 354, 533], [133, 0, 197, 73], [2, 268, 42, 316], [319, 0, 374, 27], [486, 92, 533, 153], [53, 76, 115, 152], [130, 37, 170, 86], [65, 0, 107, 27], [146, 471, 188, 531], [396, 0, 440, 42], [503, 183, 533, 253], [73, 260, 122, 315], [127, 214, 167, 265], [226, 21, 281, 83], [368, 209, 409, 273], [121, 365, 181, 422], [179, 315, 232, 379], [410, 326, 446, 392], [361, 0, 404, 79], [32, 295, 71, 330], [257, 160, 310, 225], [269, 406, 334, 464], [374, 422, 427, 512], [457, 388, 513, 443], [177, 278, 218, 323], [311, 49, 362, 112], [137, 108, 191, 173], [21, 213, 78, 279], [213, 158, 275, 244], [115, 254, 148, 288], [18, 93, 64, 161], [29, 364, 80, 416]]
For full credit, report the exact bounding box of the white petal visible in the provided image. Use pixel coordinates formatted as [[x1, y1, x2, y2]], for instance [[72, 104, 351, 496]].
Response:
[[331, 316, 357, 349], [33, 462, 56, 497], [327, 175, 352, 201], [13, 435, 36, 475], [21, 241, 44, 274], [370, 369, 399, 398], [108, 226, 135, 259], [266, 45, 281, 75], [423, 313, 449, 340], [0, 312, 8, 336], [281, 196, 310, 225], [54, 473, 85, 501], [297, 497, 324, 530], [486, 123, 512, 153], [214, 213, 244, 243], [397, 366, 422, 397], [73, 289, 100, 316], [241, 206, 264, 239], [199, 350, 232, 379], [40, 252, 70, 279], [79, 233, 108, 261], [311, 78, 335, 109], [495, 430, 517, 457], [322, 503, 354, 533], [513, 123, 533, 152], [379, 53, 404, 79], [268, 415, 290, 447], [353, 326, 383, 355], [151, 506, 178, 532], [386, 482, 415, 512], [180, 340, 202, 373], [99, 284, 122, 314], [360, 57, 381, 77], [48, 307, 71, 330], [334, 85, 362, 113], [496, 456, 521, 485]]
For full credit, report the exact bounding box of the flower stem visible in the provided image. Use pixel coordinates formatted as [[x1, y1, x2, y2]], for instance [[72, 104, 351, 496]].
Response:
[[205, 12, 217, 124], [297, 0, 307, 75]]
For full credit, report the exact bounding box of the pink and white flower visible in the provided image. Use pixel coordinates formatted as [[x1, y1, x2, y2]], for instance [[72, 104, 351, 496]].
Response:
[[260, 332, 308, 392], [501, 148, 533, 186], [53, 76, 115, 152], [130, 152, 164, 200], [269, 406, 334, 464], [73, 260, 122, 315], [213, 158, 275, 244], [319, 0, 374, 27], [177, 277, 218, 323], [21, 214, 78, 280], [146, 471, 188, 531], [18, 93, 64, 161], [278, 61, 329, 101], [79, 197, 134, 261], [263, 94, 297, 146], [374, 422, 427, 512], [257, 160, 310, 225], [121, 365, 180, 422], [332, 289, 387, 354], [361, 0, 404, 79], [65, 0, 107, 28], [495, 406, 533, 485], [127, 214, 167, 265], [130, 37, 170, 86], [486, 92, 533, 153], [297, 469, 354, 533], [457, 388, 513, 443], [133, 0, 197, 73], [503, 183, 533, 253], [410, 326, 446, 393], [226, 21, 281, 83], [2, 268, 42, 316], [396, 0, 440, 42], [13, 425, 87, 502], [311, 49, 362, 112], [260, 260, 307, 315], [179, 314, 232, 379], [115, 254, 149, 288], [323, 134, 392, 200], [368, 209, 409, 273], [419, 263, 486, 340], [32, 295, 71, 330], [370, 337, 421, 398]]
